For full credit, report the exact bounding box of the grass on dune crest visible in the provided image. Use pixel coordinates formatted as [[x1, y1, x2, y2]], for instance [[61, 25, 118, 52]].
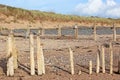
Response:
[[0, 4, 120, 25]]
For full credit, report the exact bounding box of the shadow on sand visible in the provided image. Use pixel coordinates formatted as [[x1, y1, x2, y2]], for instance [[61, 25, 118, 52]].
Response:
[[0, 58, 7, 75]]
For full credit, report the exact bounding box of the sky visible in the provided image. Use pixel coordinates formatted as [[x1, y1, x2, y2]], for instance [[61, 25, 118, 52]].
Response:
[[0, 0, 120, 18]]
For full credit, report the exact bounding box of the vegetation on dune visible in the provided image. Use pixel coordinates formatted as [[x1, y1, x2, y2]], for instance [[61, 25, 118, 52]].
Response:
[[0, 4, 120, 25]]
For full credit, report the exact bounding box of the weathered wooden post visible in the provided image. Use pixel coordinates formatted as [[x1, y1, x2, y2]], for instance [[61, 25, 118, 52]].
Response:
[[26, 26, 30, 39], [58, 26, 62, 37], [96, 45, 100, 73], [7, 34, 14, 76], [89, 60, 92, 74], [102, 45, 105, 73], [113, 23, 116, 41], [38, 28, 41, 36], [93, 24, 97, 41], [37, 35, 45, 75], [74, 25, 78, 39], [29, 33, 35, 75], [118, 50, 120, 73], [69, 48, 74, 75], [40, 46, 45, 74], [37, 35, 42, 75], [109, 42, 113, 74], [11, 34, 18, 69], [41, 28, 45, 36], [7, 55, 14, 76]]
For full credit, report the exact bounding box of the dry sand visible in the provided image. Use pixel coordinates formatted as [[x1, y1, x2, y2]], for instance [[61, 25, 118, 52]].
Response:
[[0, 20, 120, 29]]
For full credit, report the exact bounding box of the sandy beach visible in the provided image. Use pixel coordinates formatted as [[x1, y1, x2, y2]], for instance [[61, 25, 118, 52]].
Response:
[[0, 30, 120, 80]]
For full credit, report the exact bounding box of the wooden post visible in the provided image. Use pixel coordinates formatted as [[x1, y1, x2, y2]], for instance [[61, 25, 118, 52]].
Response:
[[102, 45, 105, 73], [78, 70, 81, 75], [93, 24, 97, 41], [110, 42, 113, 74], [41, 28, 45, 36], [89, 60, 92, 74], [7, 35, 14, 76], [69, 48, 74, 75], [37, 35, 45, 75], [26, 27, 30, 39], [96, 45, 100, 73], [74, 25, 78, 39], [10, 28, 13, 34], [113, 23, 116, 41], [58, 27, 62, 37], [38, 28, 41, 36], [40, 46, 45, 74], [11, 34, 18, 69], [37, 35, 41, 75], [7, 55, 14, 76], [7, 34, 13, 58], [29, 33, 35, 75], [118, 50, 120, 73]]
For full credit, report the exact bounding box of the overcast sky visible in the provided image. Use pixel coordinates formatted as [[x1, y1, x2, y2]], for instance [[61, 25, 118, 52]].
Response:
[[0, 0, 120, 18]]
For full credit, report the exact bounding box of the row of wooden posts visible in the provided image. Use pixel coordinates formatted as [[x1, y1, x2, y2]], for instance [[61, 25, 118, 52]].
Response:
[[30, 34, 45, 75], [25, 24, 117, 41], [6, 32, 116, 76], [93, 24, 117, 41], [7, 33, 45, 76], [70, 43, 114, 75]]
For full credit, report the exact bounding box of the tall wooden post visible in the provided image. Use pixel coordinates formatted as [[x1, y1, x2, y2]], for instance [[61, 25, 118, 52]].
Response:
[[37, 35, 42, 75], [40, 46, 45, 74], [96, 45, 100, 73], [69, 48, 74, 75], [93, 24, 97, 41], [7, 34, 14, 76], [74, 25, 78, 39], [58, 27, 62, 37], [113, 23, 116, 41], [102, 45, 105, 73], [11, 34, 18, 69], [29, 33, 35, 75], [89, 60, 92, 74], [37, 35, 45, 75], [109, 42, 113, 74]]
